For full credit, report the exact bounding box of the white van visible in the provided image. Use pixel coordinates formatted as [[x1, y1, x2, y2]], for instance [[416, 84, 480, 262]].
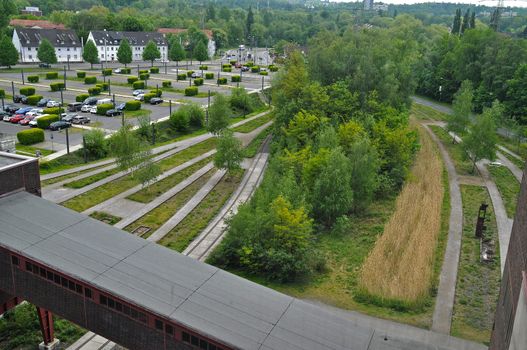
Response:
[[97, 98, 113, 105], [29, 114, 51, 127]]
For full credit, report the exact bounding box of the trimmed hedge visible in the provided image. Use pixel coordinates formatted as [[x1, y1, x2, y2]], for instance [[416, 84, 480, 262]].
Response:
[[177, 73, 187, 80], [43, 107, 64, 115], [77, 71, 86, 78], [88, 87, 101, 95], [139, 70, 148, 74], [27, 95, 43, 106], [186, 71, 194, 78], [37, 114, 59, 129], [222, 66, 232, 72], [102, 69, 112, 76], [132, 81, 145, 89], [125, 100, 141, 111], [17, 128, 44, 145], [85, 76, 97, 84], [150, 89, 162, 97], [97, 103, 114, 115], [199, 65, 208, 70], [245, 62, 254, 67], [194, 78, 204, 86], [162, 81, 172, 88], [127, 76, 139, 84], [27, 75, 39, 83], [205, 72, 214, 79], [231, 75, 241, 82], [50, 82, 65, 91], [76, 94, 90, 102], [46, 72, 58, 79], [139, 73, 150, 80], [0, 90, 4, 98], [229, 60, 236, 66], [251, 66, 260, 73], [184, 87, 198, 96], [120, 68, 131, 74], [150, 67, 159, 73], [268, 65, 278, 72], [217, 77, 227, 85], [95, 83, 109, 91], [259, 71, 268, 76], [143, 93, 156, 103], [222, 64, 231, 69], [20, 87, 36, 96]]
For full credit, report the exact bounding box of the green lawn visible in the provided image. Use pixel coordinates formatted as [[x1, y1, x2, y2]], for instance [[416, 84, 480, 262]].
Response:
[[89, 211, 122, 225], [411, 103, 448, 121], [39, 150, 110, 175], [232, 113, 273, 133], [430, 125, 474, 176], [16, 144, 54, 157], [64, 168, 120, 189], [244, 127, 272, 158], [488, 165, 520, 218], [498, 145, 525, 170], [41, 163, 111, 187], [497, 134, 526, 160], [124, 108, 152, 119], [451, 185, 501, 345]]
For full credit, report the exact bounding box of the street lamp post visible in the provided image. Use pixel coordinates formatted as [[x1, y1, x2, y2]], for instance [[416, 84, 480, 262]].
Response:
[[21, 69, 25, 85], [63, 66, 67, 89]]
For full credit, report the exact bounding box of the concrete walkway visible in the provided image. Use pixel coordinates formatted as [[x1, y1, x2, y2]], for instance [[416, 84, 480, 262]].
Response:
[[498, 144, 523, 161], [496, 151, 523, 182], [423, 124, 464, 335], [40, 158, 115, 181], [146, 169, 226, 242]]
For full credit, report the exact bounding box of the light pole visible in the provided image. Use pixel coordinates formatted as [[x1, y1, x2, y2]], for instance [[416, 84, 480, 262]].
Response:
[[21, 69, 25, 85]]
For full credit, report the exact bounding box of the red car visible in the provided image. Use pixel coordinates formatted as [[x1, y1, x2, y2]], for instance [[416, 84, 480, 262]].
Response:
[[10, 114, 26, 123], [19, 116, 35, 125]]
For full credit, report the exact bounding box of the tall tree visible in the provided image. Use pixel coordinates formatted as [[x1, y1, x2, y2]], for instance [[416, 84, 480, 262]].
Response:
[[83, 40, 99, 69], [463, 105, 498, 172], [447, 80, 473, 142], [207, 94, 231, 134], [452, 8, 461, 35], [212, 28, 228, 50], [461, 9, 470, 34], [214, 130, 243, 174], [206, 3, 216, 21], [470, 11, 476, 29], [194, 40, 209, 64], [0, 0, 16, 30], [246, 7, 254, 39], [168, 40, 185, 66], [37, 39, 57, 65], [142, 40, 161, 66], [505, 64, 527, 123], [0, 36, 18, 68], [347, 139, 379, 213], [117, 39, 132, 67]]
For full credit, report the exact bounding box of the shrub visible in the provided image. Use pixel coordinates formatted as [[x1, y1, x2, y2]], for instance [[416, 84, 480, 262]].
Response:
[[96, 83, 109, 91], [96, 103, 114, 115], [20, 87, 36, 96], [46, 72, 58, 79], [149, 89, 162, 97], [17, 128, 44, 145], [125, 100, 141, 111], [184, 87, 198, 96], [199, 65, 208, 70], [27, 95, 43, 106], [150, 67, 159, 73], [102, 69, 112, 76], [76, 94, 90, 102], [217, 77, 227, 85], [251, 66, 260, 73], [184, 103, 205, 128], [222, 66, 232, 72], [0, 90, 4, 98], [120, 68, 131, 74], [186, 71, 194, 77], [194, 78, 204, 86], [229, 60, 236, 66], [27, 75, 39, 83], [268, 65, 278, 72], [231, 75, 241, 82], [127, 76, 139, 84], [77, 71, 86, 78], [259, 71, 268, 76], [139, 69, 148, 74], [133, 81, 145, 89], [177, 73, 187, 80], [170, 110, 190, 131], [162, 80, 172, 88], [245, 62, 254, 67], [143, 93, 156, 103], [229, 87, 254, 113], [139, 73, 150, 80], [84, 129, 108, 158], [43, 107, 64, 115], [205, 72, 214, 79], [49, 82, 65, 91], [222, 64, 231, 69], [37, 114, 59, 129], [88, 87, 101, 95], [84, 76, 97, 84]]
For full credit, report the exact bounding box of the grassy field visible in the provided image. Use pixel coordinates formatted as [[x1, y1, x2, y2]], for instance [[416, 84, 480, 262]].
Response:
[[488, 165, 520, 218], [499, 146, 525, 170], [159, 170, 243, 252], [89, 211, 122, 225], [39, 150, 110, 175], [359, 125, 444, 307], [64, 168, 120, 188], [411, 103, 448, 121], [430, 125, 474, 176], [245, 127, 272, 158], [451, 185, 501, 344], [124, 108, 152, 119], [497, 134, 526, 160], [16, 144, 54, 157], [41, 163, 111, 187], [124, 169, 215, 237], [232, 113, 272, 133]]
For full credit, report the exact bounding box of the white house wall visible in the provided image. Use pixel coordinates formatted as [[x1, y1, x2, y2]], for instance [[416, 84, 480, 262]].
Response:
[[12, 30, 82, 63]]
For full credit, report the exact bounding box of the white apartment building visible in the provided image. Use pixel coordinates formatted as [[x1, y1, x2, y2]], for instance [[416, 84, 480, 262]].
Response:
[[87, 31, 168, 62], [12, 28, 82, 63]]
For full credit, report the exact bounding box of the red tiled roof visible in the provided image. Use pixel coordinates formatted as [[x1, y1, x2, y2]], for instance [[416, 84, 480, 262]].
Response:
[[158, 28, 213, 40], [9, 19, 65, 29]]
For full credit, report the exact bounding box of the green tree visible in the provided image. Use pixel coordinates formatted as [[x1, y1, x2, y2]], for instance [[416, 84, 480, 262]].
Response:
[[0, 1, 16, 30], [206, 3, 216, 21], [463, 106, 498, 173], [452, 8, 461, 35], [348, 139, 379, 213], [447, 80, 473, 142], [83, 40, 99, 69], [83, 128, 108, 159], [37, 39, 57, 65], [214, 130, 243, 173], [470, 11, 476, 29], [0, 36, 18, 68], [461, 9, 470, 34], [168, 40, 186, 65], [505, 64, 527, 123], [117, 39, 132, 67], [212, 28, 228, 50], [142, 40, 161, 66], [194, 40, 209, 63], [207, 94, 231, 134], [246, 7, 254, 39]]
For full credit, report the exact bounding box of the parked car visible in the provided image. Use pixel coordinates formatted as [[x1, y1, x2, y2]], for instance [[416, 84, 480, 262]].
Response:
[[116, 102, 126, 111], [49, 120, 71, 131], [29, 114, 50, 127], [150, 97, 163, 105], [26, 109, 43, 117], [80, 104, 92, 112], [113, 68, 122, 74], [0, 110, 11, 118], [2, 114, 12, 122], [105, 109, 122, 117], [37, 98, 52, 107], [72, 115, 90, 124], [132, 89, 144, 96], [241, 66, 250, 72], [3, 105, 18, 114], [39, 63, 51, 68], [67, 102, 83, 112], [46, 100, 61, 108], [83, 97, 98, 105], [15, 107, 33, 115], [134, 94, 145, 101], [89, 105, 98, 114], [13, 95, 26, 103], [97, 98, 112, 105], [191, 72, 202, 78], [61, 113, 78, 122], [19, 116, 36, 125], [235, 62, 242, 68], [10, 114, 26, 124]]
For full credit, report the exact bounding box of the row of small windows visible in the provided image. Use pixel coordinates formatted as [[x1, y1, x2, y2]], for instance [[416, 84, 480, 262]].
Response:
[[182, 331, 221, 350], [99, 295, 147, 324]]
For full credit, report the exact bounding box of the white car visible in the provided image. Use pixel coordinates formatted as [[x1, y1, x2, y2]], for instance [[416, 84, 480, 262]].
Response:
[[3, 115, 11, 122], [26, 109, 43, 117], [114, 68, 122, 73], [46, 100, 61, 108], [89, 105, 98, 114], [132, 89, 144, 96], [29, 114, 50, 127], [134, 94, 144, 101], [81, 104, 92, 113]]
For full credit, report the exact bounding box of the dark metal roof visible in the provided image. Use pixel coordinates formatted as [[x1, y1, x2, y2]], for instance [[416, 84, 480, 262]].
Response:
[[90, 31, 167, 46], [14, 28, 80, 48], [0, 191, 486, 350], [0, 152, 34, 169]]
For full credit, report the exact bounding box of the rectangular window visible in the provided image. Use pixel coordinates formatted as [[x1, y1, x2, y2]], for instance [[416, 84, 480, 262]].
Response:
[[11, 256, 19, 265], [200, 339, 208, 349], [40, 267, 46, 278], [123, 305, 130, 316], [155, 319, 163, 330], [209, 345, 217, 350], [107, 298, 115, 309], [46, 271, 54, 281], [100, 295, 107, 306], [115, 302, 122, 312], [131, 309, 138, 319], [165, 325, 173, 335], [28, 55, 32, 59], [191, 335, 199, 346], [182, 332, 190, 343], [54, 274, 60, 284], [26, 262, 32, 272], [68, 280, 75, 291], [67, 48, 70, 51], [84, 288, 92, 299], [61, 277, 68, 288], [75, 284, 82, 294], [138, 312, 147, 324]]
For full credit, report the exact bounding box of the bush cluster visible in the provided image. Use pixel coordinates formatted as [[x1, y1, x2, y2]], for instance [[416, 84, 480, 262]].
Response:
[[132, 81, 145, 89], [125, 100, 141, 111], [88, 87, 101, 95], [268, 65, 278, 72], [217, 77, 227, 85], [169, 102, 205, 131], [150, 67, 159, 73], [17, 128, 44, 145], [184, 86, 198, 96], [231, 75, 241, 82], [27, 95, 43, 106], [205, 72, 214, 79], [37, 114, 59, 129], [95, 83, 109, 91], [20, 87, 35, 96], [229, 60, 237, 66], [194, 78, 204, 86], [84, 76, 97, 84], [127, 76, 139, 84], [49, 82, 65, 91], [76, 94, 89, 102], [177, 73, 187, 80], [199, 65, 208, 70], [46, 72, 58, 79], [229, 88, 254, 113], [260, 71, 268, 76], [150, 89, 162, 97], [96, 103, 114, 115], [143, 93, 156, 103], [27, 75, 39, 83], [251, 66, 260, 73], [139, 73, 150, 80], [162, 80, 171, 87], [102, 69, 112, 76], [245, 62, 254, 67], [222, 66, 232, 72], [139, 69, 148, 74], [77, 71, 86, 78], [120, 68, 131, 74], [43, 107, 64, 115], [186, 71, 194, 77]]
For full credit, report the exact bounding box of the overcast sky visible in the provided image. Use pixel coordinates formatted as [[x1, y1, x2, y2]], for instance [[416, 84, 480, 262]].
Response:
[[328, 0, 527, 7]]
